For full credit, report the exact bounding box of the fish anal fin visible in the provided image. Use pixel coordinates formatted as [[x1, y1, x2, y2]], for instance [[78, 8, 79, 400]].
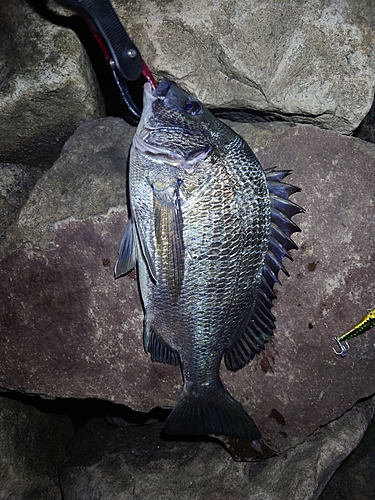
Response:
[[144, 320, 179, 366], [153, 180, 184, 303], [163, 385, 261, 440], [114, 218, 137, 279]]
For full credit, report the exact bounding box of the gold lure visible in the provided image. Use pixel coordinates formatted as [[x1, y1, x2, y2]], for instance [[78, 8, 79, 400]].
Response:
[[333, 307, 375, 357]]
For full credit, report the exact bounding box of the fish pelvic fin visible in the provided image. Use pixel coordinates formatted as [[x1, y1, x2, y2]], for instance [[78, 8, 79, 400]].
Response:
[[114, 218, 137, 279], [225, 168, 304, 371], [163, 385, 261, 440]]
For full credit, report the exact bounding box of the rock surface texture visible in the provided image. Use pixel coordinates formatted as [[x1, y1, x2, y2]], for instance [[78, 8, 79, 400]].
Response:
[[0, 0, 105, 168], [2, 0, 375, 172], [1, 0, 375, 496], [0, 163, 43, 240], [319, 409, 375, 500], [0, 395, 73, 500], [1, 117, 375, 458], [115, 0, 375, 134], [59, 397, 375, 500]]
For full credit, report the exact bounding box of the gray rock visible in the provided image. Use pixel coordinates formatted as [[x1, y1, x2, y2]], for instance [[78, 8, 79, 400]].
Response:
[[0, 0, 105, 169], [2, 0, 373, 171], [59, 397, 375, 500], [0, 395, 74, 500], [247, 398, 375, 499], [1, 117, 375, 458], [319, 405, 375, 500], [115, 0, 375, 134]]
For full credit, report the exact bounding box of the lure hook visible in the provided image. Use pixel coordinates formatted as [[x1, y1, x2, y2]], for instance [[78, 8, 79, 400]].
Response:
[[333, 336, 350, 357]]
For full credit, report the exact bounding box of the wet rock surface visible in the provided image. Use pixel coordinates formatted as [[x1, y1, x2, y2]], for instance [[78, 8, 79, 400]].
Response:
[[1, 117, 375, 458]]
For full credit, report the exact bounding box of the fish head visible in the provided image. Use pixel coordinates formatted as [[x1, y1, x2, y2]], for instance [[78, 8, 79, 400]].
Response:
[[133, 78, 229, 171], [140, 77, 216, 132]]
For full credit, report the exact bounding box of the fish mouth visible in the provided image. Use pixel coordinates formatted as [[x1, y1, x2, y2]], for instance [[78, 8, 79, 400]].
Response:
[[136, 80, 166, 133], [154, 77, 171, 97], [135, 78, 183, 165], [143, 78, 171, 114], [136, 82, 156, 134]]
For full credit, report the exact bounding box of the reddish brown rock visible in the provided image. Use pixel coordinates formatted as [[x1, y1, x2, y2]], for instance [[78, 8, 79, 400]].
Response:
[[1, 118, 374, 456]]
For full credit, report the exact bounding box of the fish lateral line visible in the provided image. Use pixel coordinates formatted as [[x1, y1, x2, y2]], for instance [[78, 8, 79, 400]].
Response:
[[333, 306, 375, 357]]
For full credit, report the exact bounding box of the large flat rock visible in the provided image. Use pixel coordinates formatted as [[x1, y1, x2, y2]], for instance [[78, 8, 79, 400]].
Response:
[[1, 117, 374, 455], [115, 0, 375, 134]]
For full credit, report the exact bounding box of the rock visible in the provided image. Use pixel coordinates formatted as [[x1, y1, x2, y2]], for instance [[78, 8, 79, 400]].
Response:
[[319, 405, 375, 500], [2, 0, 373, 167], [0, 163, 43, 240], [248, 398, 375, 499], [116, 0, 375, 134], [59, 396, 375, 499], [1, 117, 375, 457], [0, 395, 74, 500], [0, 0, 105, 169]]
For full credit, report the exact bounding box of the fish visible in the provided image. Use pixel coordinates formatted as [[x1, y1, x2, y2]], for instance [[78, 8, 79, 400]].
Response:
[[115, 77, 303, 440]]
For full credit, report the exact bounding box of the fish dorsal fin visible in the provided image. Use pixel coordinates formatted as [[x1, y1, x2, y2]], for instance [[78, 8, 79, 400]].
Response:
[[153, 180, 185, 303], [225, 168, 304, 371], [144, 319, 180, 365], [114, 218, 137, 279]]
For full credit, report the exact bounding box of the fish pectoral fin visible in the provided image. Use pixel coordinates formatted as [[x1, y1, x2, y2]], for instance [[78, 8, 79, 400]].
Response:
[[144, 320, 179, 365], [114, 218, 137, 279], [153, 180, 184, 303], [163, 384, 261, 440]]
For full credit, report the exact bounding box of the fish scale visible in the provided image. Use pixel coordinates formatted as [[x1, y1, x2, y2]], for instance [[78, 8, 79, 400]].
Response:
[[115, 77, 303, 439]]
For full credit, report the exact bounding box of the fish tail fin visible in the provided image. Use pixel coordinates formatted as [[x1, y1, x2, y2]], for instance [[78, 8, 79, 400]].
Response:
[[163, 387, 261, 440]]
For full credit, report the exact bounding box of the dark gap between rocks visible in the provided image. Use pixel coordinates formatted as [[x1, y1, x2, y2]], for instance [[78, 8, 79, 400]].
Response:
[[0, 390, 170, 431], [0, 390, 242, 454]]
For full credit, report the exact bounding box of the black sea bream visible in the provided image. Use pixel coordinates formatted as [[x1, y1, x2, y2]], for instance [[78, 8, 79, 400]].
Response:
[[115, 78, 302, 440]]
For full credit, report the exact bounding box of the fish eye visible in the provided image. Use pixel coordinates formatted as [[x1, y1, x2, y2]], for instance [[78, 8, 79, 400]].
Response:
[[183, 100, 203, 116]]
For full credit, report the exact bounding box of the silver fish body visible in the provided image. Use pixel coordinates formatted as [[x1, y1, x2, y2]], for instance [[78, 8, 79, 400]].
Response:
[[115, 78, 302, 439]]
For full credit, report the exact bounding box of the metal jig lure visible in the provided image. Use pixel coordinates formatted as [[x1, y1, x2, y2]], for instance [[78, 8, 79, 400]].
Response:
[[333, 306, 375, 357]]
